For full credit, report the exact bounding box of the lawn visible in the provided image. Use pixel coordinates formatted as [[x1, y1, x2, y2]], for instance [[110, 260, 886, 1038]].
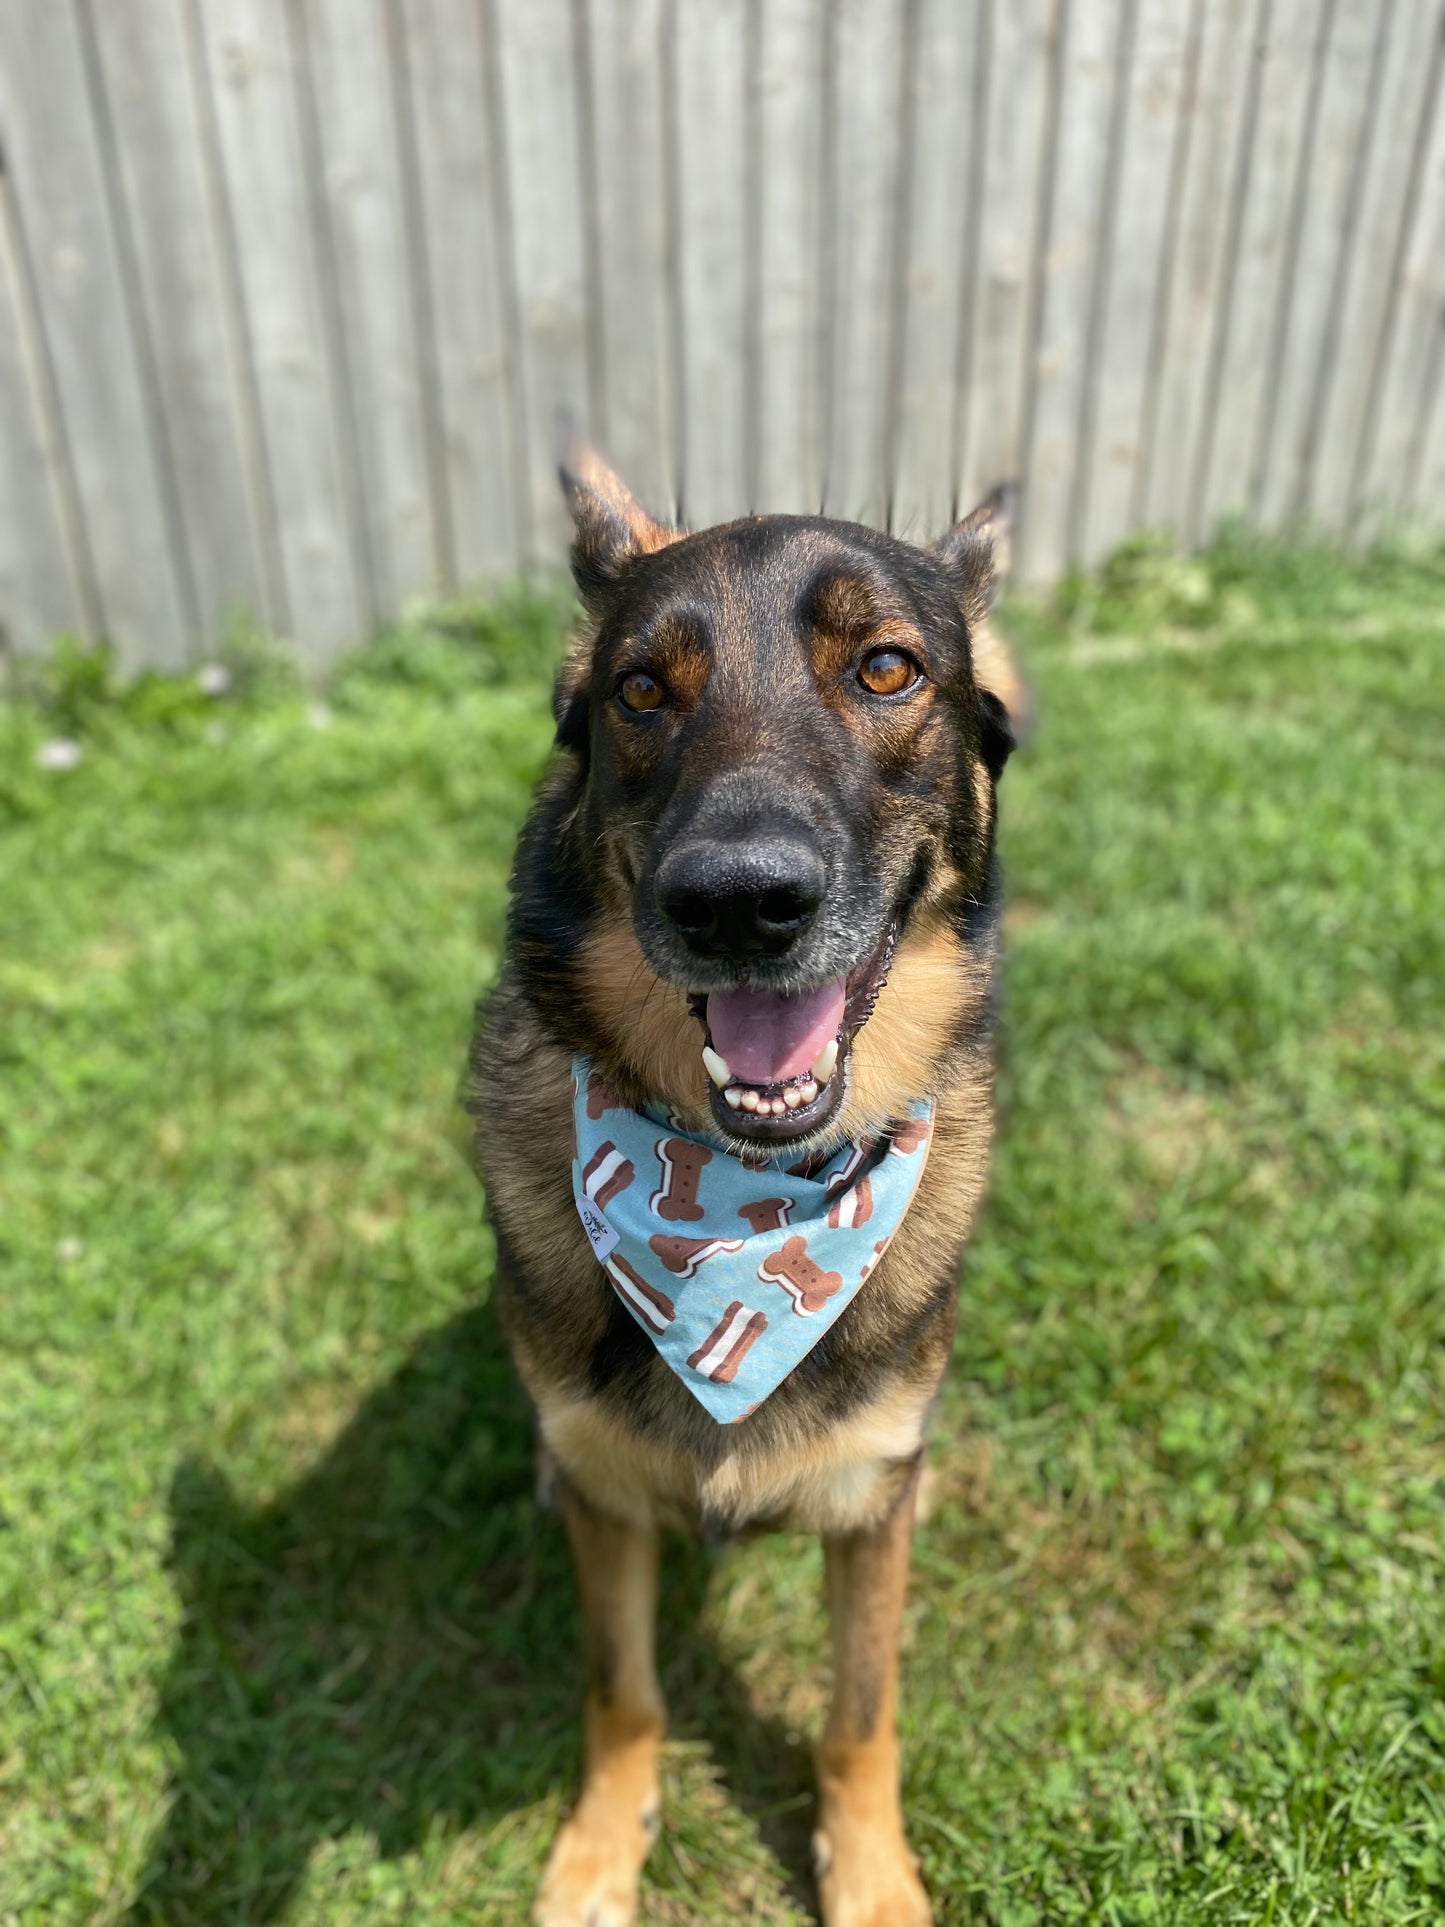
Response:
[[2, 532, 1443, 1926]]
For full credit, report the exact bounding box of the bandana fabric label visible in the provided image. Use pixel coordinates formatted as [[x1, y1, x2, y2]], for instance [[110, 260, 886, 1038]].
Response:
[[570, 1055, 933, 1424]]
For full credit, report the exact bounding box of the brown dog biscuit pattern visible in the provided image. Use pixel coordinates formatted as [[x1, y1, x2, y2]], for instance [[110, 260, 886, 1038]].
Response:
[[604, 1254, 676, 1333], [827, 1173, 873, 1230], [687, 1300, 768, 1384], [737, 1196, 794, 1236], [582, 1140, 635, 1212], [889, 1116, 930, 1155], [651, 1136, 710, 1222], [759, 1234, 845, 1315], [823, 1136, 877, 1201], [649, 1232, 744, 1277], [585, 1072, 621, 1120]]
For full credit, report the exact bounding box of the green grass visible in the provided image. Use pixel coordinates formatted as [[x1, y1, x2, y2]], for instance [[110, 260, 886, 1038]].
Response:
[[2, 530, 1443, 1925]]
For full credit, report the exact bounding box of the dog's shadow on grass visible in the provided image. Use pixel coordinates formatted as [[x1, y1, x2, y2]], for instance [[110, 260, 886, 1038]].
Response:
[[123, 1299, 816, 1923]]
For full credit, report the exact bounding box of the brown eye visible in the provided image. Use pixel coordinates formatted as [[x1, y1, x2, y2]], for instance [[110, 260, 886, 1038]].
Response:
[[619, 671, 665, 713], [858, 648, 919, 696]]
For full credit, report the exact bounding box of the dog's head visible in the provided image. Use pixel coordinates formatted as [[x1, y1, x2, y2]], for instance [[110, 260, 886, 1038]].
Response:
[[524, 445, 1025, 1155]]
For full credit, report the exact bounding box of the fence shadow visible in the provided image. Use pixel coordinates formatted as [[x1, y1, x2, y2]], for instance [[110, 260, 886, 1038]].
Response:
[[122, 1298, 816, 1923]]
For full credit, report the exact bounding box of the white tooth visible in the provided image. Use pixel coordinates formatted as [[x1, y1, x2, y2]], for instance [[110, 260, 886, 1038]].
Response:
[[784, 1086, 802, 1108], [770, 1096, 786, 1116], [812, 1038, 839, 1084], [702, 1045, 732, 1089], [739, 1088, 760, 1111], [724, 1086, 743, 1109], [800, 1079, 818, 1103]]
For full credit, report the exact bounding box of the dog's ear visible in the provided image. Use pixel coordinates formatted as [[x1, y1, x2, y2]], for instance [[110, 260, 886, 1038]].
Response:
[[929, 483, 1031, 773], [559, 436, 682, 603]]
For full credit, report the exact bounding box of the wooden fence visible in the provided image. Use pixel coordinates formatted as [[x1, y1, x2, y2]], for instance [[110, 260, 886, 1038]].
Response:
[[2, 0, 1443, 672]]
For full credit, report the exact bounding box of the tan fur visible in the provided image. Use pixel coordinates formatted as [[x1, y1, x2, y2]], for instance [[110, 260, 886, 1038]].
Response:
[[814, 1462, 932, 1926], [563, 438, 683, 558], [537, 1372, 935, 1537], [972, 616, 1032, 739], [535, 1486, 664, 1927], [576, 916, 709, 1115], [844, 913, 988, 1138]]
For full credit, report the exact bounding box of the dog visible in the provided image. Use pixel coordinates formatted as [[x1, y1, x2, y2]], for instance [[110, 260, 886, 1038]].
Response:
[[469, 443, 1025, 1927]]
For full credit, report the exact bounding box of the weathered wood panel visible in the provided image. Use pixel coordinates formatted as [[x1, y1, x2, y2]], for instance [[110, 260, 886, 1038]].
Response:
[[0, 172, 95, 655], [672, 0, 750, 530], [1140, 0, 1262, 538], [491, 0, 592, 565], [194, 0, 364, 659], [586, 0, 676, 522], [957, 0, 1060, 529], [0, 0, 189, 666], [89, 0, 279, 638], [302, 0, 441, 617], [753, 0, 827, 515], [820, 0, 908, 531], [2, 0, 1444, 665], [1079, 0, 1198, 562], [888, 0, 983, 542], [399, 0, 520, 588], [1023, 0, 1130, 580], [1309, 0, 1442, 526]]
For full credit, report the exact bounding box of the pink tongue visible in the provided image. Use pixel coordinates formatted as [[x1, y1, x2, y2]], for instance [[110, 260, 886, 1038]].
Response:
[[706, 978, 846, 1086]]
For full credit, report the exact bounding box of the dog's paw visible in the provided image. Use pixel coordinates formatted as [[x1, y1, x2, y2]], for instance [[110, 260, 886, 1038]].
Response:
[[533, 1796, 659, 1927], [813, 1822, 932, 1927]]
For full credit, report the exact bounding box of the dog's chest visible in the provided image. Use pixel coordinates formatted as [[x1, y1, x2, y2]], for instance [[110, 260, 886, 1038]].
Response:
[[535, 1371, 935, 1537]]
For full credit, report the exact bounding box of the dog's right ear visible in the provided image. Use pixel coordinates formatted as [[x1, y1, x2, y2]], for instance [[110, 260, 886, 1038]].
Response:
[[929, 483, 1032, 762], [558, 435, 682, 604]]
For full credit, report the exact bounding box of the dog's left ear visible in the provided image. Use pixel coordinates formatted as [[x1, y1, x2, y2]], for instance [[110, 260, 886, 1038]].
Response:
[[559, 436, 682, 604], [929, 483, 1031, 777]]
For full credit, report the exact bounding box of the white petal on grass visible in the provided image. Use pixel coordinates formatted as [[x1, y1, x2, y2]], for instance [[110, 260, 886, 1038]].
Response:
[[196, 663, 231, 696], [37, 738, 83, 771]]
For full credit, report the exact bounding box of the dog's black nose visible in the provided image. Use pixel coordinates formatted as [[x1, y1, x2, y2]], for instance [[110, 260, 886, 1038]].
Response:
[[656, 837, 825, 960]]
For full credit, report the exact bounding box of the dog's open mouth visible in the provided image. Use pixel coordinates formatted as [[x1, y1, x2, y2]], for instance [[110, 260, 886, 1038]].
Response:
[[688, 925, 897, 1147]]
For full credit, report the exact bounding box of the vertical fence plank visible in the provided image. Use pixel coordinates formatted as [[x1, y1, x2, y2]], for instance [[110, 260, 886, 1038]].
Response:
[[1022, 0, 1130, 580], [888, 0, 981, 543], [1253, 1, 1381, 529], [1411, 333, 1445, 521], [821, 0, 907, 529], [672, 0, 749, 529], [491, 0, 592, 564], [0, 0, 188, 666], [1078, 0, 1195, 564], [1191, 0, 1323, 540], [754, 0, 826, 515], [89, 0, 278, 640], [0, 179, 91, 655], [1139, 0, 1261, 539], [958, 0, 1058, 522], [1359, 41, 1445, 527], [1309, 0, 1442, 528], [586, 0, 675, 519], [302, 0, 439, 618], [195, 0, 362, 666], [400, 0, 520, 586]]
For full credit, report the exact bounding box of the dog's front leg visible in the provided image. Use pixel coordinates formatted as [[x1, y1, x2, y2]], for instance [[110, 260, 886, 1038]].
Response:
[[814, 1456, 932, 1927], [535, 1480, 665, 1927]]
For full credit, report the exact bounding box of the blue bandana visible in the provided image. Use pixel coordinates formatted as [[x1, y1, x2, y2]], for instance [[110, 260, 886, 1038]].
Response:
[[570, 1056, 933, 1423]]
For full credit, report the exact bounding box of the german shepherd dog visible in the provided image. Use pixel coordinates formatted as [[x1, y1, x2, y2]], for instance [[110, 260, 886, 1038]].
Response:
[[470, 445, 1025, 1926]]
